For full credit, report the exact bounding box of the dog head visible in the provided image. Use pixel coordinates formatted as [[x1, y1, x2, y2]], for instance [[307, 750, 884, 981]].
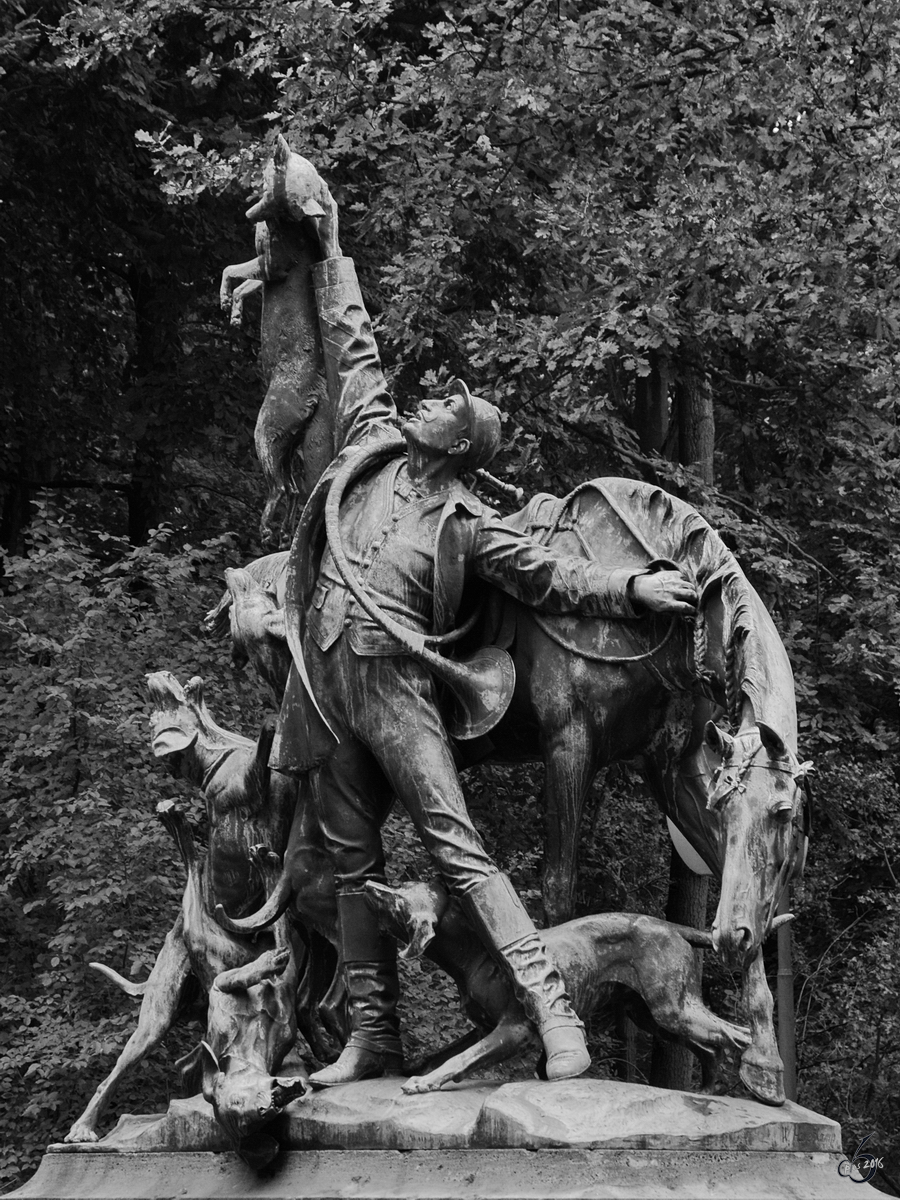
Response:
[[146, 671, 253, 782], [364, 880, 450, 960], [223, 568, 290, 701]]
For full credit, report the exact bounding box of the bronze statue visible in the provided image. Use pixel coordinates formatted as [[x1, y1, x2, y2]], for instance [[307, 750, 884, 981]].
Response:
[[63, 141, 806, 1145], [219, 148, 703, 1094], [214, 145, 816, 1108], [13, 132, 833, 1192]]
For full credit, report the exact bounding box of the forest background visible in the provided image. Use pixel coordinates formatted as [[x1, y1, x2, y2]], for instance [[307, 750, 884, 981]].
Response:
[[1, 0, 898, 1192]]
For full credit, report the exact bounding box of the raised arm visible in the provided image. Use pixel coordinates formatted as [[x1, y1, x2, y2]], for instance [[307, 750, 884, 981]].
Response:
[[309, 196, 399, 453]]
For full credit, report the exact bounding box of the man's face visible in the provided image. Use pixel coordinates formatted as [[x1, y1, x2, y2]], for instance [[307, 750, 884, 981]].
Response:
[[402, 393, 470, 458]]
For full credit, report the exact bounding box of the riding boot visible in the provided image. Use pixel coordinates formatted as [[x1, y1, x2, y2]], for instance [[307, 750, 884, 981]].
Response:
[[460, 872, 590, 1081], [309, 890, 404, 1088]]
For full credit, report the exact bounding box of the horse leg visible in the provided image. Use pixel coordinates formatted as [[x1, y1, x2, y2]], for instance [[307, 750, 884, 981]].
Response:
[[738, 948, 785, 1106], [540, 711, 598, 927]]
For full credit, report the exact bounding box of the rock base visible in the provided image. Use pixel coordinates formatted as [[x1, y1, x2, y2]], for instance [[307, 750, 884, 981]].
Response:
[[12, 1078, 879, 1199], [13, 1146, 873, 1200]]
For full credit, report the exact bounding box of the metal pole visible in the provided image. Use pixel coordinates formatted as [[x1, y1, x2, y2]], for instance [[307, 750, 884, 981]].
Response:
[[776, 887, 797, 1101]]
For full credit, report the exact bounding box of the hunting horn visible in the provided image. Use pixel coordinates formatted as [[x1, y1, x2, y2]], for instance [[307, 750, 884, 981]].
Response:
[[324, 443, 515, 740]]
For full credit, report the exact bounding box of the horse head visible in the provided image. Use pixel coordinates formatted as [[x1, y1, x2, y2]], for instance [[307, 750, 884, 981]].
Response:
[[704, 719, 810, 971]]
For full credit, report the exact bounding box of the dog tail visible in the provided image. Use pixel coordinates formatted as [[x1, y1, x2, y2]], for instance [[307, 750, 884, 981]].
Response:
[[89, 961, 148, 998], [215, 868, 291, 934]]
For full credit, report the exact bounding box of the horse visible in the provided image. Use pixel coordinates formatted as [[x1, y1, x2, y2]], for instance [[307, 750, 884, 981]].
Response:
[[481, 478, 810, 1104], [487, 478, 809, 949]]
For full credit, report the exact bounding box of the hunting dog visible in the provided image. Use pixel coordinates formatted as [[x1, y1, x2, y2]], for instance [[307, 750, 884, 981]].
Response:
[[203, 557, 291, 705], [365, 879, 751, 1094], [63, 673, 338, 1158]]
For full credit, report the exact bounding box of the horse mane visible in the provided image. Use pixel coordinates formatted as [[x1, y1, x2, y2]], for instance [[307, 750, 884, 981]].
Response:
[[509, 478, 798, 751]]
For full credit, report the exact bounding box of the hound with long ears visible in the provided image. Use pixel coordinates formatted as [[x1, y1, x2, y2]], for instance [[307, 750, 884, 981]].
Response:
[[203, 558, 291, 706], [64, 804, 308, 1158], [365, 879, 752, 1095], [63, 673, 337, 1153], [220, 137, 337, 546], [147, 670, 341, 1039], [145, 671, 294, 919], [163, 811, 309, 1158]]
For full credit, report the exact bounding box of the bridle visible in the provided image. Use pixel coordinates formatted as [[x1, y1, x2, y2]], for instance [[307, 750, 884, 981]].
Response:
[[707, 731, 813, 937]]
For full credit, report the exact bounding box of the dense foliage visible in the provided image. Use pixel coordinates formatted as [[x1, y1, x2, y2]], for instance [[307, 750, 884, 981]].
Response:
[[1, 0, 897, 1192]]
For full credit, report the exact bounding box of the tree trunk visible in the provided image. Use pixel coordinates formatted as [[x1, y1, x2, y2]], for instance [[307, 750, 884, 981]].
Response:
[[0, 473, 34, 557], [123, 266, 181, 544], [675, 351, 714, 487], [125, 436, 168, 545], [649, 853, 709, 1090], [633, 353, 670, 456]]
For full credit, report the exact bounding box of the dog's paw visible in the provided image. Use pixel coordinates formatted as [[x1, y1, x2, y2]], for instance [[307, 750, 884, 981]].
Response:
[[63, 1124, 99, 1144], [401, 1074, 443, 1094], [261, 947, 291, 978]]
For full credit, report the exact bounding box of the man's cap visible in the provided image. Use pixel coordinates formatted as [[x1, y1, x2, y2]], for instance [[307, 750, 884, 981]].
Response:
[[448, 378, 501, 471]]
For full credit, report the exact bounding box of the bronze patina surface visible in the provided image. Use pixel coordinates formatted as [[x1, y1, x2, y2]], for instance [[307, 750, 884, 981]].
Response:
[[47, 142, 820, 1182]]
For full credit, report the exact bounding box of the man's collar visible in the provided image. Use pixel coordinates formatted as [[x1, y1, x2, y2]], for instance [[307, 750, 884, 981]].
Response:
[[448, 482, 483, 517]]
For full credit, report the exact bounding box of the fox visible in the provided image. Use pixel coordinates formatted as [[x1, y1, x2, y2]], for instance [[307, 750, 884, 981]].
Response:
[[220, 136, 336, 546]]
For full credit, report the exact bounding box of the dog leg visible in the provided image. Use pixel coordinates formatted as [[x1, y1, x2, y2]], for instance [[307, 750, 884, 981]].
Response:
[[215, 946, 290, 993], [402, 1018, 534, 1094], [649, 1027, 724, 1094], [627, 934, 752, 1058], [292, 929, 343, 1058], [64, 922, 191, 1143], [664, 997, 752, 1053], [641, 985, 751, 1055]]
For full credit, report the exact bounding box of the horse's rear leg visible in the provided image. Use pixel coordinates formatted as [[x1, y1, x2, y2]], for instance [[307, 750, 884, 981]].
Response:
[[541, 715, 598, 926]]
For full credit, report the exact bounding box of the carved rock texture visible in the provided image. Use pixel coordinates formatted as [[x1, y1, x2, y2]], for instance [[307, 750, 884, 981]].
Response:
[[51, 1079, 839, 1155]]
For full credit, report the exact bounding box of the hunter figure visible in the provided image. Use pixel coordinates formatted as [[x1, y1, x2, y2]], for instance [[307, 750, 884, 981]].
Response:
[[271, 173, 698, 1088]]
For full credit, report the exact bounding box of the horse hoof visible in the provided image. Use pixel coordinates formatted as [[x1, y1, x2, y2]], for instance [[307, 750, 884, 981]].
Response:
[[739, 1060, 785, 1106]]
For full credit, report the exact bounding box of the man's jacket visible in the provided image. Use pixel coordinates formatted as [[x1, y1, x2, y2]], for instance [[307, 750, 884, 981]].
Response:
[[272, 256, 643, 771]]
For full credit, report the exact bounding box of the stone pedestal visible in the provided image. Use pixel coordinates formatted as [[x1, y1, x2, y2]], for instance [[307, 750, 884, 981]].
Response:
[[12, 1078, 879, 1199]]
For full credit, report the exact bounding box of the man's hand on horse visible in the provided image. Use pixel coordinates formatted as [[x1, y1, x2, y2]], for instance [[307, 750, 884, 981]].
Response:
[[630, 570, 698, 615]]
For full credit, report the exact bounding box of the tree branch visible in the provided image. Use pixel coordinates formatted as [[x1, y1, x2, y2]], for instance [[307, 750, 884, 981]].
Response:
[[559, 418, 836, 578]]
